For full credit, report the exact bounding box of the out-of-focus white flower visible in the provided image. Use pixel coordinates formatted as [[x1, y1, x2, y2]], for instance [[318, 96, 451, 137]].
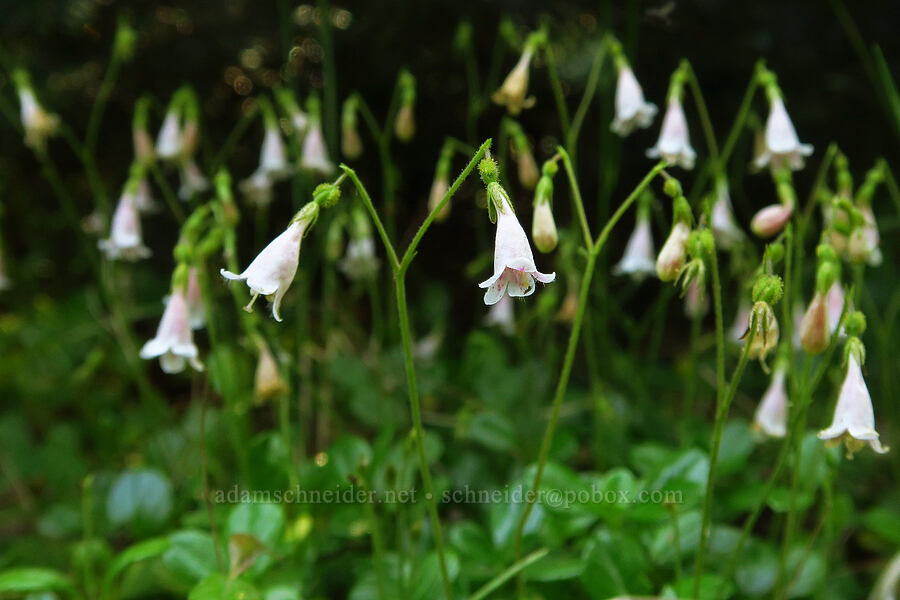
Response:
[[300, 120, 334, 175], [516, 148, 540, 190], [428, 175, 450, 221], [99, 188, 151, 261], [133, 178, 158, 213], [531, 200, 558, 254], [339, 237, 380, 280], [818, 353, 888, 456], [155, 108, 183, 161], [684, 278, 708, 319], [394, 104, 415, 141], [133, 126, 155, 166], [711, 181, 744, 249], [826, 282, 845, 334], [484, 294, 516, 335], [611, 65, 657, 137], [221, 217, 310, 322], [254, 338, 286, 402], [479, 192, 555, 305], [139, 289, 203, 374], [751, 203, 793, 238], [753, 96, 813, 171], [492, 46, 536, 115], [754, 365, 788, 438], [239, 170, 273, 206], [178, 160, 210, 200], [656, 220, 690, 282], [615, 215, 656, 281], [18, 87, 59, 149], [848, 205, 882, 266], [240, 123, 292, 205], [186, 268, 205, 330], [799, 291, 830, 355], [646, 97, 695, 169]]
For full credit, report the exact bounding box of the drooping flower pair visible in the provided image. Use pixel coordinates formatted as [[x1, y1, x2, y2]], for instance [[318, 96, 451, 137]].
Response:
[[156, 88, 210, 200], [140, 267, 205, 374], [99, 171, 152, 261]]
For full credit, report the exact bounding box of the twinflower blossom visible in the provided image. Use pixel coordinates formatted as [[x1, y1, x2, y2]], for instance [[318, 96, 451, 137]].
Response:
[[479, 183, 555, 305], [492, 46, 536, 115], [17, 85, 59, 149], [178, 159, 210, 200], [799, 291, 829, 354], [185, 268, 205, 330], [818, 353, 888, 456], [711, 181, 744, 249], [155, 108, 183, 161], [611, 65, 657, 137], [254, 339, 287, 402], [340, 237, 379, 280], [99, 188, 151, 261], [300, 119, 334, 174], [656, 221, 690, 282], [753, 96, 813, 171], [754, 365, 788, 438], [849, 205, 882, 266], [614, 215, 656, 281], [484, 294, 516, 335], [139, 288, 203, 374], [241, 120, 292, 205], [646, 97, 695, 169], [221, 203, 319, 322]]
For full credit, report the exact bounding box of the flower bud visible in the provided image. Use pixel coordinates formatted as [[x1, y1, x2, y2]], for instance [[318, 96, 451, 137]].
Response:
[[394, 103, 415, 142], [313, 183, 341, 208], [656, 221, 691, 282], [847, 227, 869, 263], [684, 278, 708, 319], [517, 148, 540, 190], [746, 301, 779, 360], [532, 200, 558, 253], [663, 178, 682, 198], [799, 291, 830, 354], [751, 203, 793, 237], [254, 340, 287, 403], [844, 311, 866, 338], [752, 274, 784, 305]]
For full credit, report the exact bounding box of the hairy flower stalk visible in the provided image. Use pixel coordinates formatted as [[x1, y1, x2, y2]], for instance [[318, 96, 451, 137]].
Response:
[[818, 315, 889, 456], [13, 70, 59, 149], [221, 196, 328, 321], [615, 191, 656, 281], [492, 32, 542, 115], [478, 158, 555, 305], [647, 70, 695, 168], [610, 42, 657, 137], [753, 69, 813, 170]]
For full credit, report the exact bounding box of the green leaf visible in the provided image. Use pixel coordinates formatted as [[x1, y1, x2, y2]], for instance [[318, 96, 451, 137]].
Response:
[[862, 507, 900, 545], [735, 542, 778, 597], [717, 420, 755, 476], [785, 547, 826, 597], [226, 503, 285, 578], [162, 530, 219, 587], [671, 573, 735, 600], [580, 530, 651, 599], [410, 551, 459, 600], [523, 553, 583, 581], [103, 536, 170, 593], [106, 469, 173, 533], [0, 568, 73, 595], [188, 573, 261, 600]]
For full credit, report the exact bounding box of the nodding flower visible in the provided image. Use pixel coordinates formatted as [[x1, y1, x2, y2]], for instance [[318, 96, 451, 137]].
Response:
[[745, 301, 779, 361], [99, 185, 151, 261], [478, 168, 555, 305], [492, 45, 536, 116], [178, 159, 210, 201], [646, 97, 695, 169], [155, 107, 183, 161], [611, 64, 657, 137], [254, 338, 287, 403], [300, 119, 334, 175], [753, 363, 788, 438], [14, 72, 59, 149], [799, 290, 830, 355], [139, 286, 203, 374], [220, 202, 319, 322], [615, 213, 657, 282], [185, 267, 205, 330], [753, 95, 813, 171], [240, 118, 292, 205], [656, 220, 690, 282], [710, 180, 745, 249], [818, 349, 888, 457]]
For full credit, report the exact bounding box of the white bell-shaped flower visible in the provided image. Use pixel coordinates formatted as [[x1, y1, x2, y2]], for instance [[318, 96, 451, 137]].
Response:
[[18, 87, 59, 149], [611, 65, 657, 137], [646, 97, 695, 169], [753, 96, 813, 171], [339, 236, 380, 280], [484, 294, 516, 335], [711, 181, 744, 249], [656, 220, 690, 282], [818, 353, 888, 456], [258, 122, 292, 180], [754, 365, 788, 438], [492, 47, 536, 116], [300, 120, 334, 175], [155, 109, 183, 161], [186, 267, 205, 330], [178, 159, 210, 200], [99, 189, 151, 261], [614, 215, 656, 281], [139, 288, 203, 374], [479, 190, 555, 305]]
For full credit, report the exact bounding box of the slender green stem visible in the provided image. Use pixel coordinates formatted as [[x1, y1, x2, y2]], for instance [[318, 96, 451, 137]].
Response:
[[513, 164, 664, 598], [210, 104, 259, 172], [469, 548, 548, 600], [683, 60, 721, 163], [719, 66, 761, 169], [543, 43, 571, 136], [85, 52, 122, 157], [318, 0, 339, 159], [149, 162, 186, 223], [566, 39, 609, 158], [557, 146, 593, 250]]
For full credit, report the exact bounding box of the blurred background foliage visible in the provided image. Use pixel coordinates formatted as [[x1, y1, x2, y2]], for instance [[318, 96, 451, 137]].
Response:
[[1, 1, 900, 599]]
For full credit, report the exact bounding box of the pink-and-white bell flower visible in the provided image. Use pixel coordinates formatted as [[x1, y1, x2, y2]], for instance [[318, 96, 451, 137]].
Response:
[[754, 365, 788, 438], [133, 178, 158, 213], [614, 215, 656, 281], [479, 188, 555, 305], [258, 122, 292, 180], [711, 181, 744, 249], [656, 220, 690, 282], [611, 65, 657, 137], [484, 294, 516, 335], [178, 159, 210, 200], [18, 87, 59, 149], [186, 267, 205, 330], [155, 108, 183, 161], [99, 188, 151, 261], [140, 288, 203, 374], [220, 203, 319, 322], [818, 353, 888, 456], [753, 96, 813, 171], [239, 170, 274, 207], [646, 97, 695, 169], [300, 120, 334, 175], [826, 282, 845, 334], [751, 203, 793, 238], [492, 46, 536, 116]]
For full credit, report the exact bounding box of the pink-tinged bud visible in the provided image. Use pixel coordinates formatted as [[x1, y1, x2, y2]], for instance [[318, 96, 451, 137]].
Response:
[[531, 201, 558, 254], [342, 121, 363, 159], [753, 366, 788, 438], [428, 176, 450, 221], [611, 65, 657, 137], [750, 203, 793, 238], [254, 340, 287, 402], [799, 291, 830, 354], [133, 126, 155, 166], [139, 289, 203, 374], [492, 47, 535, 115], [517, 150, 540, 190], [746, 301, 779, 360], [818, 353, 888, 456], [826, 282, 845, 335], [646, 97, 696, 169], [186, 268, 205, 330], [753, 96, 813, 171], [656, 221, 690, 282], [394, 104, 415, 142]]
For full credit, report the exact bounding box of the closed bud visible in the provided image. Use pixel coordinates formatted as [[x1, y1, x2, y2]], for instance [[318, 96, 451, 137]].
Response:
[[656, 221, 691, 282], [815, 260, 839, 294], [531, 200, 558, 253], [517, 148, 540, 190], [254, 340, 287, 403], [342, 122, 363, 159], [752, 274, 784, 305], [746, 301, 779, 361], [663, 178, 682, 198], [394, 103, 415, 142], [751, 203, 793, 237], [799, 291, 830, 354], [844, 311, 866, 338]]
